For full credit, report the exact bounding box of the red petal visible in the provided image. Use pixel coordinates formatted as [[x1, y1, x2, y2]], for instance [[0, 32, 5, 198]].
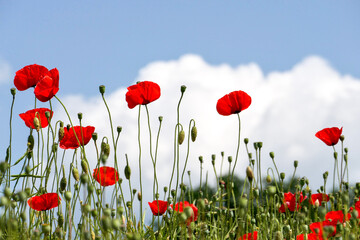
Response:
[[125, 81, 161, 109], [93, 166, 119, 186], [216, 90, 251, 116], [19, 108, 53, 129], [14, 64, 48, 91], [59, 126, 95, 149], [27, 193, 61, 211]]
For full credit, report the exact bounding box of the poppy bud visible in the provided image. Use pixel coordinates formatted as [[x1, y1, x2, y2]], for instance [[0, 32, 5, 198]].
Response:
[[41, 224, 51, 234], [266, 174, 272, 183], [72, 168, 80, 181], [184, 206, 194, 219], [155, 193, 160, 199], [198, 199, 205, 209], [257, 142, 263, 148], [80, 173, 89, 184], [33, 116, 40, 132], [158, 116, 163, 122], [333, 152, 338, 159], [112, 219, 121, 230], [178, 130, 185, 145], [246, 166, 254, 182], [101, 216, 111, 231], [45, 111, 51, 120], [91, 209, 98, 217], [103, 207, 111, 217], [314, 199, 320, 207], [239, 197, 248, 209], [180, 212, 188, 223], [101, 142, 110, 162], [58, 212, 64, 227], [273, 231, 283, 240], [294, 160, 298, 168], [280, 172, 285, 180], [25, 165, 31, 174], [191, 126, 197, 142], [340, 135, 344, 141], [117, 206, 124, 215], [126, 201, 132, 208], [124, 165, 131, 180], [132, 189, 137, 195], [180, 85, 187, 93], [99, 85, 105, 95], [269, 152, 275, 159], [27, 135, 34, 151], [52, 143, 58, 153], [171, 189, 176, 198], [267, 186, 276, 196], [228, 156, 232, 163], [244, 138, 249, 144], [58, 127, 64, 142], [137, 192, 142, 201], [60, 177, 67, 192], [92, 132, 98, 141], [0, 162, 9, 173], [81, 159, 88, 174], [65, 191, 72, 201], [117, 126, 122, 133], [77, 112, 83, 120], [87, 184, 94, 194], [10, 88, 16, 96], [253, 142, 258, 150], [20, 211, 27, 221], [199, 156, 203, 163], [344, 147, 348, 153], [211, 154, 216, 162], [163, 186, 168, 193]]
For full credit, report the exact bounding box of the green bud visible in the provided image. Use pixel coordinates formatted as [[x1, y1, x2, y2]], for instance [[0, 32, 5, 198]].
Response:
[[20, 211, 27, 221], [58, 127, 64, 141], [266, 175, 272, 183], [45, 111, 51, 120], [91, 210, 98, 218], [42, 224, 51, 234], [33, 116, 40, 132], [27, 134, 34, 151], [199, 156, 203, 163], [92, 132, 98, 141], [137, 192, 142, 201], [257, 142, 263, 148], [82, 204, 91, 214], [99, 85, 105, 95], [228, 156, 232, 163], [340, 135, 344, 141], [65, 191, 72, 201], [112, 219, 121, 230], [294, 160, 298, 168], [10, 88, 16, 96], [163, 186, 168, 193], [246, 166, 254, 182], [58, 212, 64, 227], [184, 206, 194, 218], [124, 165, 131, 180], [239, 197, 248, 209], [180, 85, 187, 93], [117, 206, 124, 215], [101, 216, 111, 231], [180, 212, 188, 222], [280, 172, 285, 180], [171, 189, 176, 198], [268, 186, 276, 196], [72, 168, 80, 181], [60, 177, 67, 192], [77, 112, 83, 120], [269, 152, 275, 159], [244, 138, 249, 144], [178, 130, 185, 145], [191, 126, 197, 142], [3, 188, 11, 198], [117, 126, 122, 133], [87, 184, 94, 194], [81, 159, 88, 174], [333, 152, 338, 159]]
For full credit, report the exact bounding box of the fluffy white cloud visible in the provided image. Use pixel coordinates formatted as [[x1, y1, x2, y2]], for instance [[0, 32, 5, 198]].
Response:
[[56, 54, 360, 210]]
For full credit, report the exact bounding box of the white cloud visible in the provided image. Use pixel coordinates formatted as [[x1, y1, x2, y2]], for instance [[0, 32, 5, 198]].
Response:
[[56, 54, 360, 212], [0, 58, 11, 85]]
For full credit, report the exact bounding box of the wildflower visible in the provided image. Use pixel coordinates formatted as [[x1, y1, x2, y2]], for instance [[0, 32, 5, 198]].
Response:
[[279, 192, 306, 213], [14, 64, 59, 102], [125, 81, 161, 109], [27, 193, 61, 211], [216, 90, 251, 116], [171, 201, 198, 225], [238, 231, 258, 240], [325, 210, 351, 223], [19, 108, 53, 129], [59, 126, 95, 149], [309, 220, 337, 238], [310, 193, 329, 205], [315, 127, 343, 146], [93, 166, 119, 186], [148, 200, 168, 216]]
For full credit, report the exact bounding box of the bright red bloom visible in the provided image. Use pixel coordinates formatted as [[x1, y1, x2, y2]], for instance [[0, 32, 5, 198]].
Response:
[[34, 68, 59, 102], [59, 126, 95, 149], [148, 200, 168, 216], [14, 64, 59, 102], [216, 90, 251, 116], [310, 220, 337, 238], [19, 108, 53, 129], [27, 193, 61, 211], [315, 127, 343, 146], [279, 192, 306, 213], [93, 166, 119, 186], [238, 231, 257, 240], [310, 193, 329, 205], [171, 201, 198, 225], [297, 233, 323, 240], [14, 64, 49, 91], [125, 81, 161, 109], [325, 210, 350, 223]]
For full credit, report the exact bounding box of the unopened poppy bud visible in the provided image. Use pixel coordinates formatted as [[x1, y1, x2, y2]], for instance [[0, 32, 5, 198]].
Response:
[[268, 186, 276, 196], [323, 172, 328, 180], [191, 126, 197, 142], [239, 197, 248, 209], [273, 231, 283, 240], [10, 88, 16, 96], [25, 165, 31, 174], [269, 152, 275, 159], [99, 85, 105, 95], [65, 191, 72, 201], [33, 116, 40, 131], [27, 135, 34, 151], [180, 212, 188, 222], [340, 135, 344, 141], [52, 143, 58, 152], [280, 172, 285, 180], [92, 132, 98, 141], [117, 126, 122, 133], [178, 130, 185, 145], [158, 116, 163, 122], [155, 193, 160, 199], [20, 211, 26, 221], [211, 154, 216, 161], [112, 219, 121, 230], [124, 165, 131, 180], [91, 209, 98, 217], [253, 142, 258, 150], [333, 152, 338, 159], [82, 204, 91, 214], [103, 208, 111, 217], [72, 168, 80, 181], [294, 160, 298, 168], [184, 206, 194, 218], [257, 142, 263, 148], [77, 112, 83, 120], [126, 201, 132, 208], [87, 184, 94, 193], [266, 174, 272, 183], [60, 177, 67, 192], [101, 142, 110, 161], [344, 147, 348, 153], [180, 183, 187, 191], [164, 186, 168, 193], [58, 127, 64, 141], [0, 162, 9, 173], [244, 138, 249, 144], [228, 156, 232, 163], [248, 153, 252, 159], [246, 166, 254, 182], [198, 199, 205, 209], [66, 124, 70, 131], [171, 189, 176, 198], [132, 189, 137, 195], [199, 156, 203, 163], [80, 173, 89, 184], [180, 85, 187, 93], [101, 216, 111, 231], [137, 192, 142, 201], [42, 224, 51, 234], [81, 159, 88, 174]]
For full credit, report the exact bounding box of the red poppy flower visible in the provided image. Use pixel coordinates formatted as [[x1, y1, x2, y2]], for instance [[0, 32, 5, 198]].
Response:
[[171, 201, 198, 225], [148, 200, 168, 216], [27, 193, 61, 211], [309, 220, 337, 238], [238, 231, 258, 240], [216, 90, 251, 116], [14, 64, 49, 91], [59, 126, 95, 149], [125, 81, 161, 109], [325, 210, 351, 223], [93, 166, 119, 186], [279, 192, 306, 213], [310, 193, 329, 205], [297, 233, 323, 240], [19, 108, 53, 129], [315, 127, 343, 146], [34, 68, 59, 102]]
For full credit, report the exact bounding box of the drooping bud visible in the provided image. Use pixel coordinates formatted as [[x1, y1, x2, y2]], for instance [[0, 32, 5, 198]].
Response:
[[191, 126, 197, 142], [100, 142, 110, 162], [27, 135, 34, 151], [137, 192, 142, 201], [266, 174, 272, 183], [72, 168, 80, 181], [60, 177, 67, 192], [58, 127, 64, 142], [99, 85, 105, 95], [124, 165, 131, 180], [178, 130, 185, 145], [33, 116, 40, 132], [246, 166, 254, 182], [81, 159, 88, 174]]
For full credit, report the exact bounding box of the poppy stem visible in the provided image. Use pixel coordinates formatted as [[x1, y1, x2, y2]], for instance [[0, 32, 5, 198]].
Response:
[[6, 90, 16, 188], [137, 105, 143, 232], [231, 113, 241, 183]]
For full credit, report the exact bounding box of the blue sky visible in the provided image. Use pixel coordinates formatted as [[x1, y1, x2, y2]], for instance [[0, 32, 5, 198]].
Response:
[[1, 1, 360, 199]]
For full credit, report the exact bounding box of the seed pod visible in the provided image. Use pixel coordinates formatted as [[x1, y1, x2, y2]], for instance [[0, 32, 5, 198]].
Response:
[[27, 135, 34, 151], [33, 117, 40, 132], [99, 85, 105, 95], [178, 130, 185, 145], [72, 168, 80, 181], [124, 165, 131, 180], [10, 88, 16, 96], [180, 85, 187, 93], [269, 152, 275, 159], [191, 126, 197, 142], [246, 166, 254, 182]]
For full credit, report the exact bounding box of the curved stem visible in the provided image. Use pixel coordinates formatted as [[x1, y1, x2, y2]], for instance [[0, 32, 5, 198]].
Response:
[[231, 113, 241, 182]]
